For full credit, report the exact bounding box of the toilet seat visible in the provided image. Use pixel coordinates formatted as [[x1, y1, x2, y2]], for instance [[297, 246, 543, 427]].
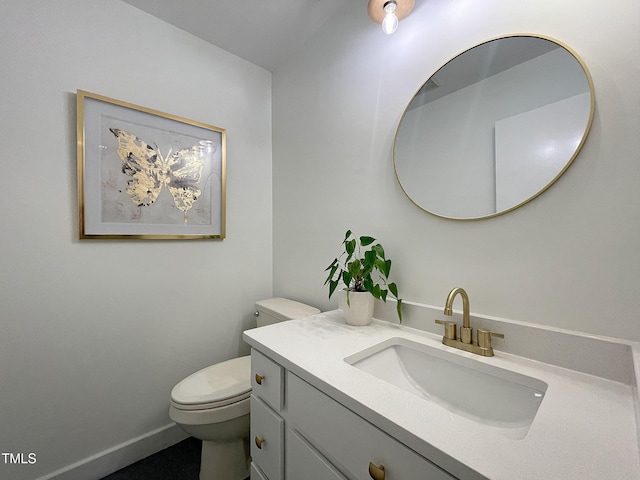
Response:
[[169, 394, 250, 426], [171, 390, 251, 410], [171, 355, 251, 411]]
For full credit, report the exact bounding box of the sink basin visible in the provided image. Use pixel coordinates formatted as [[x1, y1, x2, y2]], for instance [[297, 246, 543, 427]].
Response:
[[344, 337, 547, 439]]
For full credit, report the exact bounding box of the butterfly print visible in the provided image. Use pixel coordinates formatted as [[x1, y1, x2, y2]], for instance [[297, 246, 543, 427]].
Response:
[[109, 128, 206, 213]]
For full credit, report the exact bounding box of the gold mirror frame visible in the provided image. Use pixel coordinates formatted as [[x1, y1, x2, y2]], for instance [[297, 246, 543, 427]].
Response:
[[393, 34, 595, 221]]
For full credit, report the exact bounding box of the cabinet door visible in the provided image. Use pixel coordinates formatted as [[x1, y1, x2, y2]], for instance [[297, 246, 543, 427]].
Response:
[[286, 372, 457, 480], [251, 395, 284, 480], [252, 349, 284, 411], [286, 428, 348, 480], [251, 463, 269, 480]]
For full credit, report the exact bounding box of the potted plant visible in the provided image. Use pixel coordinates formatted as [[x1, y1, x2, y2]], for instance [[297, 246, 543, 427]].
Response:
[[324, 230, 403, 325]]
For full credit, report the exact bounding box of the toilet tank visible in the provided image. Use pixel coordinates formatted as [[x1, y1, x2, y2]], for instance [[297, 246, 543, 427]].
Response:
[[255, 298, 320, 328]]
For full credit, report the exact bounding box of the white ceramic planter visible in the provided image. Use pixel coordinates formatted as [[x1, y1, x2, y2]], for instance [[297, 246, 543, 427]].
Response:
[[338, 290, 375, 326]]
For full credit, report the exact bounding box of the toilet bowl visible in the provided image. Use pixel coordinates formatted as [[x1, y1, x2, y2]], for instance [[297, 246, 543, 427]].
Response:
[[169, 298, 320, 480]]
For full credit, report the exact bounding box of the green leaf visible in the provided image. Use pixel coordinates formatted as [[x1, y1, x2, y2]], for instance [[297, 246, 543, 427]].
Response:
[[396, 299, 403, 324], [328, 279, 339, 298], [343, 230, 352, 243], [372, 243, 385, 259], [384, 259, 392, 277], [342, 271, 352, 288], [324, 263, 338, 285], [348, 259, 362, 276], [373, 284, 382, 299], [360, 236, 375, 246], [364, 249, 376, 267], [374, 258, 388, 278], [324, 258, 337, 271], [388, 282, 399, 298], [345, 238, 356, 256]]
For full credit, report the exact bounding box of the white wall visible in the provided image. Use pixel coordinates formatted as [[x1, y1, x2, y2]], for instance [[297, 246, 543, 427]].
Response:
[[0, 2, 272, 479], [273, 0, 640, 340]]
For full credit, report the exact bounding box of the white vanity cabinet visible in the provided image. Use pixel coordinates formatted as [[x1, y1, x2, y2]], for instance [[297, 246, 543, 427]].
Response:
[[245, 311, 640, 480], [250, 348, 458, 480]]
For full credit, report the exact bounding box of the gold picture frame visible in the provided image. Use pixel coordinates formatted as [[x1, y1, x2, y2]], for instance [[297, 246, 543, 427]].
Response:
[[77, 90, 226, 239]]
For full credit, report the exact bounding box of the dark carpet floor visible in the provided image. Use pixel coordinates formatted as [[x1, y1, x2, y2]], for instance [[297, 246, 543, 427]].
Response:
[[99, 437, 251, 480], [99, 437, 202, 480]]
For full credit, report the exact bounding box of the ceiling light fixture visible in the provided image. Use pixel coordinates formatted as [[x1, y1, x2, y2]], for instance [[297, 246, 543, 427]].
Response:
[[368, 0, 415, 35]]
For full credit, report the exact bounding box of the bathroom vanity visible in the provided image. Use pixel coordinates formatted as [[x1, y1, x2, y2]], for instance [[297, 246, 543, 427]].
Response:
[[243, 310, 640, 480], [249, 348, 455, 480]]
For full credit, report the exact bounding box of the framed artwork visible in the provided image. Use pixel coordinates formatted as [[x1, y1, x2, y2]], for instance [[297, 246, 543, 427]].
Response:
[[77, 90, 226, 239]]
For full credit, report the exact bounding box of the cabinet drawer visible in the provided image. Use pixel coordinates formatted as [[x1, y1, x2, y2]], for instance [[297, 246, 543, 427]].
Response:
[[252, 349, 284, 411], [251, 395, 284, 480], [286, 372, 456, 480], [286, 428, 348, 480]]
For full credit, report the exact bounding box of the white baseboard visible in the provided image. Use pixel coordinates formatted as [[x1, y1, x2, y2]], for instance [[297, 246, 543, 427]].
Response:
[[35, 423, 189, 480]]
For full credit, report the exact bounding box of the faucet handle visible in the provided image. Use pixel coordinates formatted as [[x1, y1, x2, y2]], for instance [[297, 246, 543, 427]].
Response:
[[477, 329, 504, 349], [435, 319, 457, 340]]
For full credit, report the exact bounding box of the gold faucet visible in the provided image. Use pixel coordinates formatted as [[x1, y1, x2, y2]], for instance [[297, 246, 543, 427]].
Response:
[[435, 287, 504, 357], [445, 287, 472, 344]]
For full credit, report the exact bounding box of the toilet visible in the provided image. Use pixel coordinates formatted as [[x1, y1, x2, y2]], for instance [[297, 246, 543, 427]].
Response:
[[169, 298, 320, 480]]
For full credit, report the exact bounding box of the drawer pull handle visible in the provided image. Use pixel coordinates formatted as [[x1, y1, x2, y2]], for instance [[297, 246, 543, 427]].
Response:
[[368, 462, 385, 480], [255, 373, 265, 385], [255, 436, 265, 449]]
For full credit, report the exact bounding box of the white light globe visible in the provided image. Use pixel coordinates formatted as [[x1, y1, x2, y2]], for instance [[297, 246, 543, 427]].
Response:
[[382, 12, 398, 34]]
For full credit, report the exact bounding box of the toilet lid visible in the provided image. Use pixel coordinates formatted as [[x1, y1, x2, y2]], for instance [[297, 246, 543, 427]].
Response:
[[171, 355, 251, 409]]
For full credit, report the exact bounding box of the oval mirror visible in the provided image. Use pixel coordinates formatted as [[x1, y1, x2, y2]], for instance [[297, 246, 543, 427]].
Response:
[[394, 35, 594, 220]]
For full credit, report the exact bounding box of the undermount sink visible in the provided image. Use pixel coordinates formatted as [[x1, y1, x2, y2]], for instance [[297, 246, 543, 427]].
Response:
[[344, 337, 547, 439]]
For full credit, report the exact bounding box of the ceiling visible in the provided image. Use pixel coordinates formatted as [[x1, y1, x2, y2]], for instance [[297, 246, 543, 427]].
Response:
[[122, 0, 349, 72]]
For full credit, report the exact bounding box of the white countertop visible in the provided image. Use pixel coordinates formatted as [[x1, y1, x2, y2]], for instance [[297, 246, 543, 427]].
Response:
[[243, 310, 640, 480]]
